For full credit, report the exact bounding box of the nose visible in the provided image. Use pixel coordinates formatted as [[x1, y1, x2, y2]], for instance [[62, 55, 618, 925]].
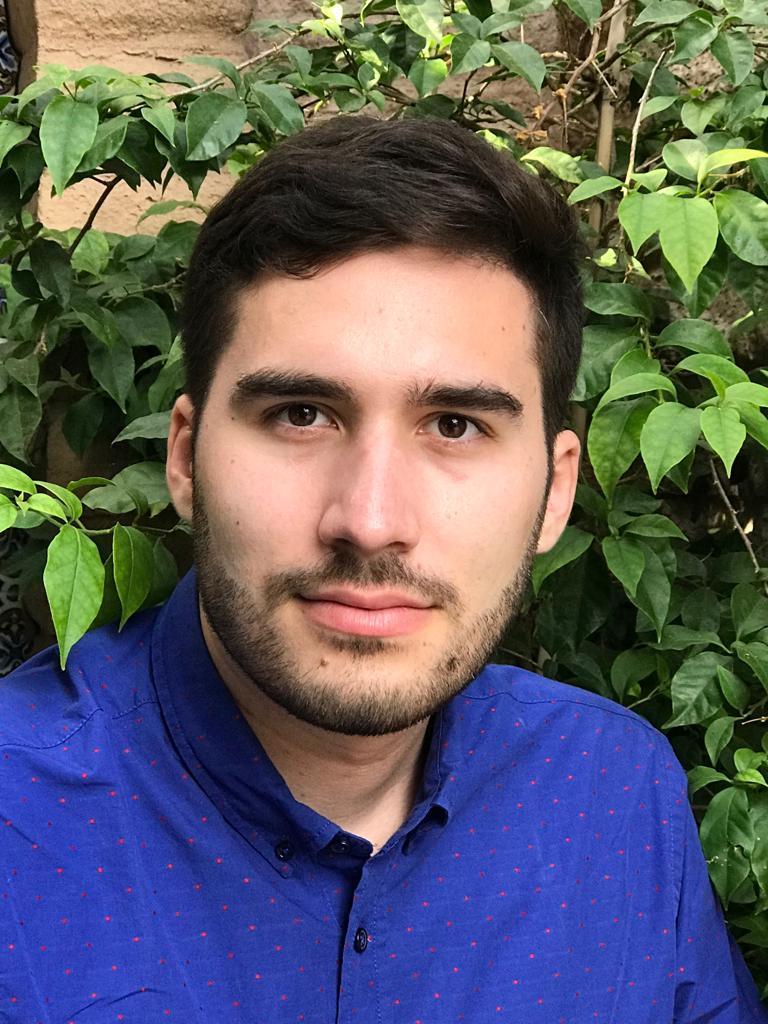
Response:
[[316, 433, 421, 556]]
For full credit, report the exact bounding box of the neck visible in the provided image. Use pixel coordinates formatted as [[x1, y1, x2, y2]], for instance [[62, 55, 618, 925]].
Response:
[[200, 609, 430, 853]]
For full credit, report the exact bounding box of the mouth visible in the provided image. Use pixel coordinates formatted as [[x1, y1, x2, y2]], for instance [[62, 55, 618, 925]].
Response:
[[295, 588, 435, 638]]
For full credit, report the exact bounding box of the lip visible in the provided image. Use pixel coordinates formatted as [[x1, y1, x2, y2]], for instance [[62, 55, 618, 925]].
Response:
[[298, 588, 433, 611], [296, 590, 434, 637]]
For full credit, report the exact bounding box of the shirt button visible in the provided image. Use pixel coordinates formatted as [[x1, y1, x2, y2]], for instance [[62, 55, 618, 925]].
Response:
[[330, 834, 351, 854], [353, 927, 369, 954], [274, 841, 295, 861]]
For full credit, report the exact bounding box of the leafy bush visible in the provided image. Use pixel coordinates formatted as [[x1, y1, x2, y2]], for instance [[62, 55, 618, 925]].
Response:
[[0, 0, 767, 995]]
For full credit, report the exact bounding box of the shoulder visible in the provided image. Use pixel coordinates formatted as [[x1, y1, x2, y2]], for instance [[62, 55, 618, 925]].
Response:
[[459, 663, 684, 779], [0, 606, 161, 751]]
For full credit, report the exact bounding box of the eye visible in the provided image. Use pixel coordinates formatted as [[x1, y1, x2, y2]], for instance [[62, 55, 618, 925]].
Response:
[[425, 413, 486, 441], [271, 403, 335, 429]]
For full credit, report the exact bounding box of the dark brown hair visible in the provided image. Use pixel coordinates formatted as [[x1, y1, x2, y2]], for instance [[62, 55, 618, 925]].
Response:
[[182, 116, 583, 444]]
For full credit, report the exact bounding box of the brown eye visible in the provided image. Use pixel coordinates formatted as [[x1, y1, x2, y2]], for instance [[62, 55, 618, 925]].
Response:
[[437, 414, 469, 438], [286, 404, 318, 426]]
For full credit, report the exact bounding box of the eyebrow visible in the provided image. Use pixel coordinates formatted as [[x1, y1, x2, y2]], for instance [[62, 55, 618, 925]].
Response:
[[231, 369, 523, 420]]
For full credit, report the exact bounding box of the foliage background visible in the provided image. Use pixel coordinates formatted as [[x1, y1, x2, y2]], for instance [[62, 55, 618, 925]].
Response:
[[0, 0, 767, 997]]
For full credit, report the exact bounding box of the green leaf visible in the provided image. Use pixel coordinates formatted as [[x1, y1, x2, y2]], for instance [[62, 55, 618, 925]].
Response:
[[62, 393, 106, 457], [731, 583, 768, 640], [706, 715, 736, 766], [0, 121, 31, 167], [521, 146, 581, 182], [662, 138, 708, 181], [87, 338, 135, 412], [609, 647, 657, 700], [657, 197, 718, 293], [0, 494, 17, 532], [561, 0, 600, 26], [640, 96, 678, 121], [723, 382, 768, 408], [666, 651, 729, 726], [0, 464, 37, 494], [113, 296, 171, 351], [396, 0, 444, 40], [112, 524, 155, 628], [681, 96, 726, 136], [248, 83, 303, 136], [735, 402, 768, 450], [186, 55, 243, 91], [39, 95, 99, 195], [25, 492, 69, 521], [618, 191, 667, 252], [654, 624, 723, 649], [408, 57, 449, 96], [568, 175, 622, 204], [640, 402, 701, 491], [688, 764, 730, 795], [29, 238, 72, 305], [35, 480, 83, 521], [141, 103, 177, 145], [587, 398, 653, 499], [114, 411, 172, 443], [450, 35, 491, 75], [5, 356, 39, 395], [137, 198, 203, 224], [698, 147, 767, 182], [0, 384, 42, 462], [710, 29, 754, 85], [490, 41, 546, 90], [733, 641, 768, 691], [571, 327, 638, 403], [83, 462, 170, 517], [714, 190, 768, 266], [633, 543, 672, 640], [77, 116, 129, 172], [634, 0, 697, 26], [700, 405, 746, 475], [622, 512, 687, 540], [656, 319, 731, 358], [531, 525, 592, 595], [185, 93, 247, 160], [595, 372, 676, 413], [700, 787, 754, 904], [676, 353, 747, 392], [583, 282, 651, 319], [717, 665, 751, 713], [671, 11, 720, 63], [601, 535, 646, 598], [43, 525, 105, 669], [682, 587, 720, 632]]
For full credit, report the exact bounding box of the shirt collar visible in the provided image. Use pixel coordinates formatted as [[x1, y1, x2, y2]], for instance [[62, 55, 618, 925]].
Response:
[[150, 570, 464, 867]]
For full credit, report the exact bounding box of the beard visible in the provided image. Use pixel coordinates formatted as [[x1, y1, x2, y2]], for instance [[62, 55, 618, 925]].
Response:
[[193, 484, 545, 737]]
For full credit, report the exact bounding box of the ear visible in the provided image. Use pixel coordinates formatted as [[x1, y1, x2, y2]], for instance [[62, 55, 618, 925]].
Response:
[[166, 393, 196, 522], [536, 428, 580, 554]]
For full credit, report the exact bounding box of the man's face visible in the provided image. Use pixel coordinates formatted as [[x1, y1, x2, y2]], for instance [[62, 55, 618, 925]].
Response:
[[167, 247, 578, 736]]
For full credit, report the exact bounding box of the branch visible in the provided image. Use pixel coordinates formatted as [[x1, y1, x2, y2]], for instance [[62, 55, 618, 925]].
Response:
[[709, 458, 768, 597], [532, 24, 601, 132], [68, 177, 121, 256], [174, 33, 299, 97], [623, 46, 670, 189]]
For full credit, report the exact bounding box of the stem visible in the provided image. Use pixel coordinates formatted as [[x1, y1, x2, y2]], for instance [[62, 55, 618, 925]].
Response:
[[174, 33, 299, 97], [588, 1, 627, 233], [68, 177, 121, 255], [623, 47, 670, 190], [709, 457, 768, 597]]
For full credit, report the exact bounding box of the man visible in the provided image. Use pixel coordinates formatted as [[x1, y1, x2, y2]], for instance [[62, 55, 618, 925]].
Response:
[[1, 117, 765, 1023]]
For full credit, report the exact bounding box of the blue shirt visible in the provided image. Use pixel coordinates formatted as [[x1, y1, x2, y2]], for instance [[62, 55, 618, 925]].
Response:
[[1, 570, 765, 1023]]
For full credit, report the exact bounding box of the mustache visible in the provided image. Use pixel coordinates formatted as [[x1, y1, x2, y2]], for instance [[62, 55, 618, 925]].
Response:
[[262, 549, 461, 612]]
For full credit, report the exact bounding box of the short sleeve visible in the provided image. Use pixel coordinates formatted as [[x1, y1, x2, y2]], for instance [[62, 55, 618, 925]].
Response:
[[673, 799, 767, 1023]]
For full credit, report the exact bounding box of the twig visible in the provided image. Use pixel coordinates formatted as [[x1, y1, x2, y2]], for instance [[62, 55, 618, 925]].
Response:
[[68, 177, 121, 255], [596, 0, 633, 27], [533, 25, 601, 132], [174, 34, 298, 97], [588, 1, 627, 232], [709, 457, 768, 596], [624, 47, 670, 190]]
